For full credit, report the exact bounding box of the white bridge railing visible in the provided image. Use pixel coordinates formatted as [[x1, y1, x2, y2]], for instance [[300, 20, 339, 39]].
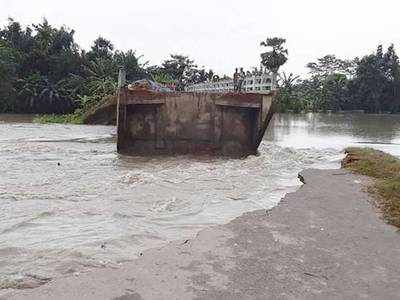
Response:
[[185, 74, 273, 93]]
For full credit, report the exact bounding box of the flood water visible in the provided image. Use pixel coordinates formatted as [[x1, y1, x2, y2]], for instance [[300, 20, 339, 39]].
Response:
[[1, 113, 400, 289]]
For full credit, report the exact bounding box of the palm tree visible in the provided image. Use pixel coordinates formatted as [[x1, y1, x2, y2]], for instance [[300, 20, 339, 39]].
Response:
[[17, 74, 75, 113], [114, 50, 148, 81], [278, 72, 300, 89], [260, 37, 288, 90]]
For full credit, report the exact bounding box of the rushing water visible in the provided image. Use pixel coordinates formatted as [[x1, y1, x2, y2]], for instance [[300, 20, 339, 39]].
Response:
[[0, 113, 399, 289]]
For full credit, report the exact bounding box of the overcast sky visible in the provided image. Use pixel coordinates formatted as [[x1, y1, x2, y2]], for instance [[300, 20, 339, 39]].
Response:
[[2, 0, 400, 76]]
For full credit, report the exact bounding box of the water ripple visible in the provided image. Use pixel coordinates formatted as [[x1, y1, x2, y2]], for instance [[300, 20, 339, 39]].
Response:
[[1, 113, 399, 290]]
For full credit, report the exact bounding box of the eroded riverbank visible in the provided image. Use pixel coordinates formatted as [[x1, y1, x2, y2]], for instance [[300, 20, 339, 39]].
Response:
[[6, 169, 400, 299]]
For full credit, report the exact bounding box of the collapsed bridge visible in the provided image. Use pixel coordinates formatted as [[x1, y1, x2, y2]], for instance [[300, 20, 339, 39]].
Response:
[[116, 85, 275, 156]]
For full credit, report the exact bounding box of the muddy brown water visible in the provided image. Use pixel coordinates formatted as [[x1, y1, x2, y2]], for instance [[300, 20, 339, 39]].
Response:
[[0, 113, 399, 290]]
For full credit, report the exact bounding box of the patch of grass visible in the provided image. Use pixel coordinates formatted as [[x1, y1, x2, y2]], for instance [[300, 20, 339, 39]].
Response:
[[33, 113, 83, 124], [343, 147, 400, 228]]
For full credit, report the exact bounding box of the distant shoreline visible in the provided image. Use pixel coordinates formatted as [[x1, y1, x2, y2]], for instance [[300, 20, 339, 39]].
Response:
[[0, 114, 36, 123], [2, 110, 400, 127]]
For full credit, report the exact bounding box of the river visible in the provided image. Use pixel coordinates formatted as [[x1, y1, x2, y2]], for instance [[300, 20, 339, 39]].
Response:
[[0, 113, 399, 289]]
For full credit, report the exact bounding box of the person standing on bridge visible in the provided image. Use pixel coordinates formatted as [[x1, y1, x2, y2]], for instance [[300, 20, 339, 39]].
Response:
[[238, 68, 245, 92], [233, 68, 239, 92]]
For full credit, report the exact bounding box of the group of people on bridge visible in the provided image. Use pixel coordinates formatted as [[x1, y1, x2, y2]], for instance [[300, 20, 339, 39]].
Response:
[[233, 68, 246, 92]]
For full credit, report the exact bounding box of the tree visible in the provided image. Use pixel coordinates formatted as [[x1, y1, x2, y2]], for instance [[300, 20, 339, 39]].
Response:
[[0, 18, 83, 113], [114, 50, 148, 82], [87, 37, 114, 61], [260, 37, 288, 90], [161, 54, 197, 90], [321, 73, 348, 111], [0, 18, 153, 114], [349, 45, 400, 113], [306, 55, 357, 79], [276, 72, 301, 112], [79, 58, 118, 107], [0, 41, 19, 112], [185, 67, 211, 85], [381, 44, 400, 112], [278, 72, 300, 89], [151, 72, 174, 85], [0, 18, 34, 54]]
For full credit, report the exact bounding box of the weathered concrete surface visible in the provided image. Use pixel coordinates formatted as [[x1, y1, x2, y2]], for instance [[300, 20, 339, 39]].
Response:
[[5, 169, 400, 300], [83, 95, 117, 125], [117, 90, 274, 156]]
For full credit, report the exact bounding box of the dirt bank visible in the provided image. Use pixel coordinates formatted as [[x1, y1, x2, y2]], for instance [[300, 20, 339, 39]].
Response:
[[4, 169, 400, 299], [82, 95, 117, 125]]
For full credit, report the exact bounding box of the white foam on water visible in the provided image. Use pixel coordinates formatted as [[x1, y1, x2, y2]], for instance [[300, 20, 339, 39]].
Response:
[[0, 113, 399, 290]]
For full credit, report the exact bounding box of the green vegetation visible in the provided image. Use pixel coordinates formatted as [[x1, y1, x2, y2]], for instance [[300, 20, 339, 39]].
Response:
[[2, 17, 400, 120], [0, 18, 216, 121], [343, 148, 400, 228], [33, 113, 83, 124], [260, 37, 288, 90], [277, 46, 400, 113]]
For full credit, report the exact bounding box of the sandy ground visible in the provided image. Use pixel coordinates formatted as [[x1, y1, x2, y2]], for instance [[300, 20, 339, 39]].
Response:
[[3, 169, 400, 300]]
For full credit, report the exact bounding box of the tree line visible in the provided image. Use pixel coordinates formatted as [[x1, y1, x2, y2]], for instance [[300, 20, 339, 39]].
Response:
[[0, 18, 216, 114], [1, 18, 399, 116], [277, 45, 400, 113]]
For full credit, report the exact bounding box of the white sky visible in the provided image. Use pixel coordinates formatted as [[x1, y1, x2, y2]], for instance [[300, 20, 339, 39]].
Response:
[[2, 0, 400, 76]]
